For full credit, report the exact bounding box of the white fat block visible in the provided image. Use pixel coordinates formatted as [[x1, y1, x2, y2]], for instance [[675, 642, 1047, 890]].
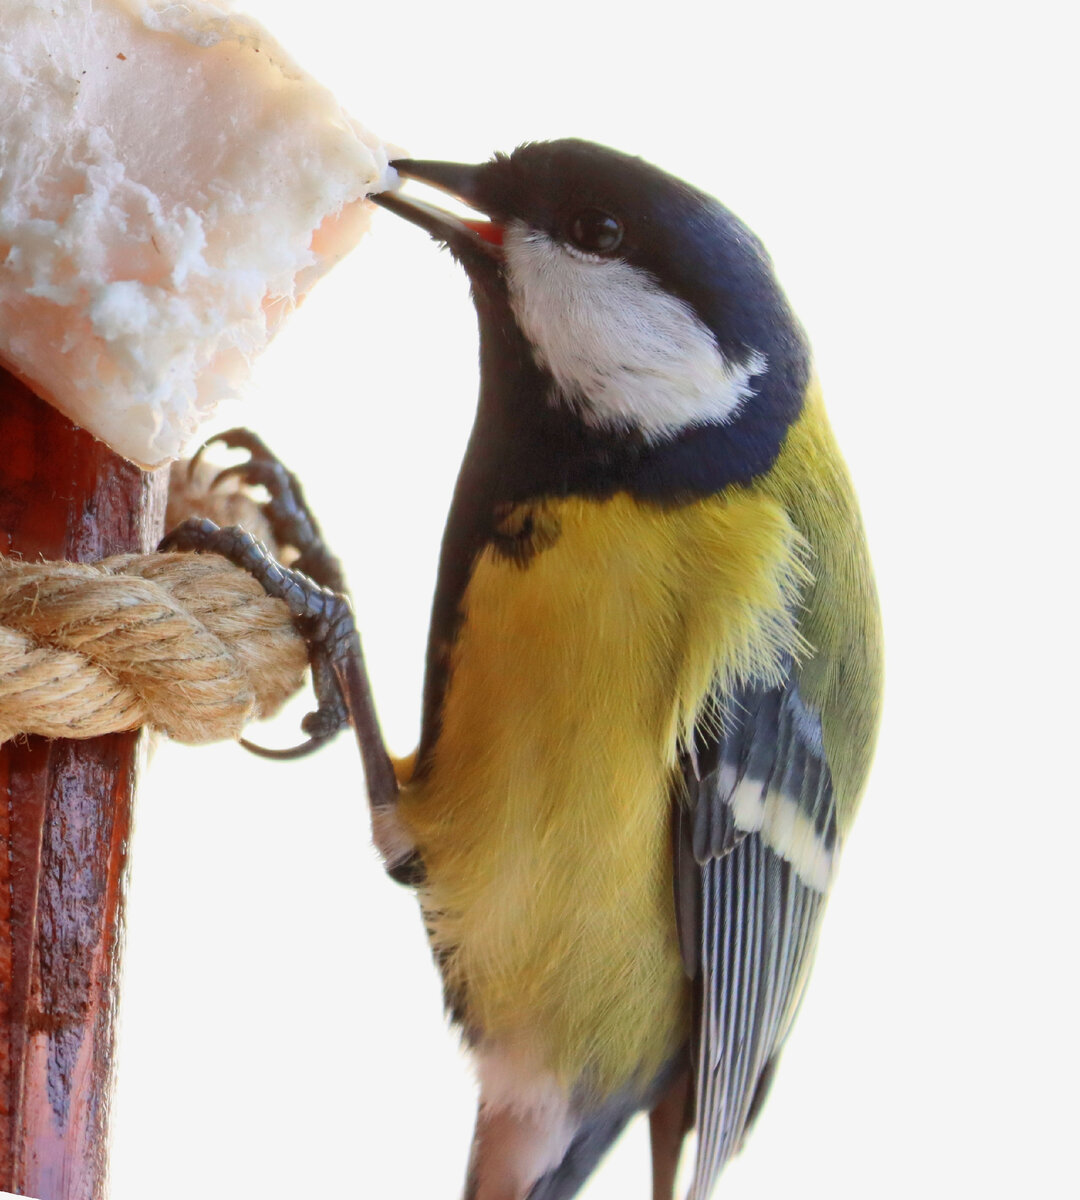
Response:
[[0, 0, 399, 466]]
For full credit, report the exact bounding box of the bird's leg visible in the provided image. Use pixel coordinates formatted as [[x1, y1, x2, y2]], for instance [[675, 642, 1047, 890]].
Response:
[[649, 1067, 693, 1200], [161, 431, 400, 824], [463, 1101, 576, 1200]]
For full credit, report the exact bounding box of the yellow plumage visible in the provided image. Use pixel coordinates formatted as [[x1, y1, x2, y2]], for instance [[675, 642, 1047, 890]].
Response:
[[400, 478, 811, 1096], [759, 381, 883, 822]]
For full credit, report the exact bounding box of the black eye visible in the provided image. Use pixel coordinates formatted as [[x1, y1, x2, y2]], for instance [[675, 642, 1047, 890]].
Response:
[[569, 209, 623, 255]]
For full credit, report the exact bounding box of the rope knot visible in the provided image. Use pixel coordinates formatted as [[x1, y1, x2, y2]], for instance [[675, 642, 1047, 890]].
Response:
[[0, 552, 308, 745]]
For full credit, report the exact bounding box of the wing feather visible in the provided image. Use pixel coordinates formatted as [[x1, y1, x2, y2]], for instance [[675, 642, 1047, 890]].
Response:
[[679, 676, 833, 1199]]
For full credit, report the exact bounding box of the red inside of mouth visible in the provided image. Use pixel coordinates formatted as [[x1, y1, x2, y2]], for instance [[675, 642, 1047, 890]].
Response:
[[462, 219, 505, 247]]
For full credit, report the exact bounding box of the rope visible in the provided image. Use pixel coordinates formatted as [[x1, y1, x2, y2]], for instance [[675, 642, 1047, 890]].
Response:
[[0, 462, 309, 746]]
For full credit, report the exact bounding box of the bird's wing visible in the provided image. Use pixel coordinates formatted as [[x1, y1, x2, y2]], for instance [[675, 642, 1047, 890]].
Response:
[[674, 674, 837, 1199]]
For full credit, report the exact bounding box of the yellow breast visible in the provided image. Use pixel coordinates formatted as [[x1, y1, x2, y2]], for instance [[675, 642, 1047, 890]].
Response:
[[399, 489, 807, 1095]]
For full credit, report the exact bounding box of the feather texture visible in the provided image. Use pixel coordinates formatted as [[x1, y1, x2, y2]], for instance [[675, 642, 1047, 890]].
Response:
[[757, 382, 883, 829], [675, 672, 835, 1193], [688, 836, 823, 1197], [685, 676, 837, 893], [677, 385, 882, 1191], [399, 488, 808, 1096]]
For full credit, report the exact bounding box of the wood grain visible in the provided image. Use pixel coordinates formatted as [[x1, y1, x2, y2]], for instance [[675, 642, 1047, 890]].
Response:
[[1, 370, 167, 1199]]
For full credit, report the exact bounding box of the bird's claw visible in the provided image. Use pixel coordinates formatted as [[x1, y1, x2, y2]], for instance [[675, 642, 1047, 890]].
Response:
[[163, 431, 360, 759], [187, 427, 275, 483], [238, 734, 327, 761], [188, 426, 346, 593]]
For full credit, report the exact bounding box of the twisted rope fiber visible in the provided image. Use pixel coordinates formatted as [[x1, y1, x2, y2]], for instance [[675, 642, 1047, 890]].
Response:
[[0, 551, 308, 745]]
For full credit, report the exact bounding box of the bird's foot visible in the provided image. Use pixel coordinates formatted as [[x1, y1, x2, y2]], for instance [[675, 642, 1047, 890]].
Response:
[[187, 426, 346, 593], [163, 431, 359, 759]]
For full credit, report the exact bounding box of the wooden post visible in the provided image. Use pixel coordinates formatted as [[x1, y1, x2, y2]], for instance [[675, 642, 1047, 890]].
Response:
[[0, 369, 167, 1198]]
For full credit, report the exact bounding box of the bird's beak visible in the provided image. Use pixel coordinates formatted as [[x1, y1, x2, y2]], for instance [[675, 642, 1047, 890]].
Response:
[[373, 159, 505, 260]]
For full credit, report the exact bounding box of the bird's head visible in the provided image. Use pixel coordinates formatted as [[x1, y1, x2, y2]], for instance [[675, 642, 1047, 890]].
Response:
[[375, 139, 810, 483]]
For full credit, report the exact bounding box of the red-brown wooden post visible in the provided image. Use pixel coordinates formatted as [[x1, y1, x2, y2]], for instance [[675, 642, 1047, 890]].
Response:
[[1, 368, 167, 1198]]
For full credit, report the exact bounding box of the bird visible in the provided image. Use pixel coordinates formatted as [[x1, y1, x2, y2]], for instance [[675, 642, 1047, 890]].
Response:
[[363, 139, 883, 1200]]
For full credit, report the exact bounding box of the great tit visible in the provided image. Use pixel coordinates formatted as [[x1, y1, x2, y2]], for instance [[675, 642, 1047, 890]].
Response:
[[367, 140, 883, 1200]]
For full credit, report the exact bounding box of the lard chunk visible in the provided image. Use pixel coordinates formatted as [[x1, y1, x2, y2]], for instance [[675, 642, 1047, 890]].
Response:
[[0, 0, 396, 466]]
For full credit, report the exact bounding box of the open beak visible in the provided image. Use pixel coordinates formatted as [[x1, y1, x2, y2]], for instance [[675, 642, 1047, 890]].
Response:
[[373, 159, 505, 260]]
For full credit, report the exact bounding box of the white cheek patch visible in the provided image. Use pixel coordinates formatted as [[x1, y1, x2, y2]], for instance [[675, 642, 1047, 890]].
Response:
[[503, 224, 767, 440]]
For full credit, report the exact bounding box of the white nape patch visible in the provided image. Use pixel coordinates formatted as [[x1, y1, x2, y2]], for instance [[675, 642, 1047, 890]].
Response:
[[729, 779, 836, 892], [471, 1043, 578, 1189], [370, 805, 416, 871], [503, 223, 767, 440]]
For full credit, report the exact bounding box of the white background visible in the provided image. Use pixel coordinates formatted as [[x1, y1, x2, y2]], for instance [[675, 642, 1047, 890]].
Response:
[[108, 1, 1077, 1198]]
